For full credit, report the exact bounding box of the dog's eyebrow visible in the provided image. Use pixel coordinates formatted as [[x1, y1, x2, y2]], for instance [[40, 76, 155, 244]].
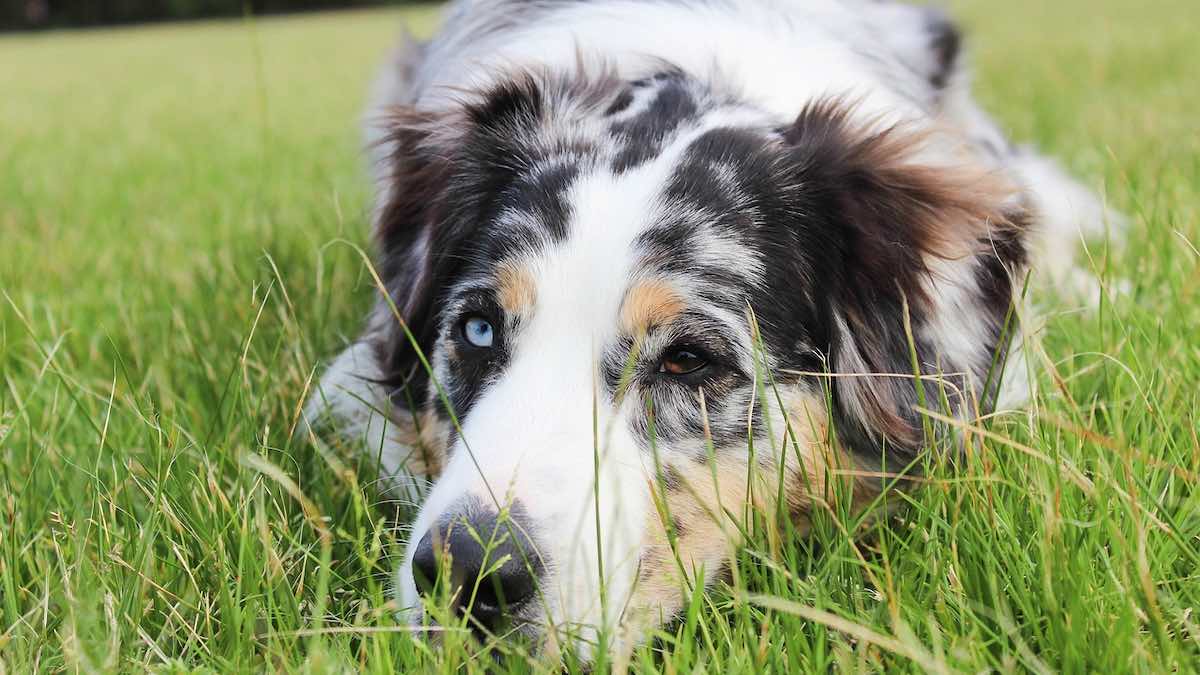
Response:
[[621, 279, 685, 336], [495, 261, 537, 314], [443, 282, 500, 310]]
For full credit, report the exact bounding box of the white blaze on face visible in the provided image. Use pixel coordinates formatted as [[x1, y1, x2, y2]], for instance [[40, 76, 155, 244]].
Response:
[[396, 104, 785, 652], [397, 154, 692, 649]]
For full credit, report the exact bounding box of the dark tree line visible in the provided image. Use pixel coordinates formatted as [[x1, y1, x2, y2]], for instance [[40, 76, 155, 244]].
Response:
[[1, 0, 413, 30]]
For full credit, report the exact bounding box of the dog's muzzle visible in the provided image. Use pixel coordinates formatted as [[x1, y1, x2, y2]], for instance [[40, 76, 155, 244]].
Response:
[[411, 500, 543, 634]]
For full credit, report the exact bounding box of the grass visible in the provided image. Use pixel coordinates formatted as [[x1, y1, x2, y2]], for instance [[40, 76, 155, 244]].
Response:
[[1, 1, 1198, 671]]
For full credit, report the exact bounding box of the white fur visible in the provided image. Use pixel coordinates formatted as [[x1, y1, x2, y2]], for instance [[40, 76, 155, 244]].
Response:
[[1010, 150, 1126, 300], [304, 341, 408, 478]]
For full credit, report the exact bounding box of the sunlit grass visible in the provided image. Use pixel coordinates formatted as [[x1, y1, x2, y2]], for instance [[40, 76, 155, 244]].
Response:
[[1, 2, 1198, 671]]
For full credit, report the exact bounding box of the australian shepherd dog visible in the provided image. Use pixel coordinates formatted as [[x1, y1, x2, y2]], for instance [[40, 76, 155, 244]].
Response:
[[305, 0, 1118, 661]]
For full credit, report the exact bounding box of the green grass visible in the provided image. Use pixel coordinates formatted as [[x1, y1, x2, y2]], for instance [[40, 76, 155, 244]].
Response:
[[1, 1, 1198, 671]]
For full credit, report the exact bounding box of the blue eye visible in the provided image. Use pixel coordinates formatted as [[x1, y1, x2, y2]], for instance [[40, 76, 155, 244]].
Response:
[[462, 316, 495, 348]]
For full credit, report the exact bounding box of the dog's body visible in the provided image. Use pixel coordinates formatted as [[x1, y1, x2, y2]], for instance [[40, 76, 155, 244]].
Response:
[[307, 0, 1116, 659]]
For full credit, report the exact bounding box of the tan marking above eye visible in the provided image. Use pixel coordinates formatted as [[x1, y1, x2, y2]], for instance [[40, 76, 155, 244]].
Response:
[[495, 261, 537, 314], [620, 279, 685, 336]]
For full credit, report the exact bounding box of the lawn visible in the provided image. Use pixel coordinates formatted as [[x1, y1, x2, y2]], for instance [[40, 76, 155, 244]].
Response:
[[1, 1, 1197, 672]]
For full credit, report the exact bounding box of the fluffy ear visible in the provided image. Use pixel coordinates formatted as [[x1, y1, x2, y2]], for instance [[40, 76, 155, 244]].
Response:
[[301, 107, 459, 480], [784, 101, 1028, 471], [366, 106, 458, 406], [366, 77, 559, 406]]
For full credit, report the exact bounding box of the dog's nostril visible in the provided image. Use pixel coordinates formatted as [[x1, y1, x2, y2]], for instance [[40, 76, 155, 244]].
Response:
[[411, 530, 440, 596], [472, 548, 537, 614], [410, 505, 541, 631]]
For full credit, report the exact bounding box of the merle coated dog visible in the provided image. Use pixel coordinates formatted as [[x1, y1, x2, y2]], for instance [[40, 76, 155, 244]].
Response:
[[306, 0, 1117, 660]]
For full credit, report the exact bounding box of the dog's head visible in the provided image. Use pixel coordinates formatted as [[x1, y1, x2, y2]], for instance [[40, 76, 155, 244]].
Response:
[[312, 68, 1026, 658]]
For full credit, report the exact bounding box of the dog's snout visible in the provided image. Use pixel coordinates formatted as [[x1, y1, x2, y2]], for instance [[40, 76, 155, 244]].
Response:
[[411, 502, 541, 630]]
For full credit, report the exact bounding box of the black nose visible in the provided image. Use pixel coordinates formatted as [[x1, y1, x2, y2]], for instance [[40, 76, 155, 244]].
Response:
[[411, 502, 541, 630]]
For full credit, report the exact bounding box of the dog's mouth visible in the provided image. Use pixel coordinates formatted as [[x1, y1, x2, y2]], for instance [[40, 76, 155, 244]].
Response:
[[451, 592, 540, 643], [413, 597, 561, 663]]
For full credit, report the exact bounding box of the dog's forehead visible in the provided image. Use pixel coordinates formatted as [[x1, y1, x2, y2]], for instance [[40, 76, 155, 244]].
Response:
[[457, 151, 697, 334], [456, 91, 782, 325]]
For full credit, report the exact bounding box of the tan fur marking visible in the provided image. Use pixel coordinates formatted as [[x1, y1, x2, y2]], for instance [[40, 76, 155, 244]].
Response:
[[781, 393, 883, 527], [628, 453, 757, 630], [496, 262, 537, 314], [620, 279, 685, 336], [623, 391, 880, 632]]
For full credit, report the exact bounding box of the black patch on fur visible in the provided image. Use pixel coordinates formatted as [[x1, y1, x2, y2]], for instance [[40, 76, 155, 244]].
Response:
[[604, 87, 635, 116], [609, 124, 820, 453], [498, 162, 581, 242], [679, 128, 820, 315], [924, 9, 962, 90], [970, 209, 1030, 408], [441, 295, 511, 421], [610, 71, 699, 172]]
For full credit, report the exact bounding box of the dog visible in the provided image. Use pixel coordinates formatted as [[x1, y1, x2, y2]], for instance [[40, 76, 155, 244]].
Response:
[[305, 0, 1118, 660]]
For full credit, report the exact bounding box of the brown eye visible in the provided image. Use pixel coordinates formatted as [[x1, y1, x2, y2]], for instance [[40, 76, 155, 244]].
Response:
[[658, 348, 708, 376]]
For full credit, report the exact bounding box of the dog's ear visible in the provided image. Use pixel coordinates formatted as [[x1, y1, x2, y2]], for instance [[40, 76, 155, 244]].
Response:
[[367, 78, 561, 405], [302, 107, 460, 463], [365, 106, 459, 406], [783, 101, 1028, 471]]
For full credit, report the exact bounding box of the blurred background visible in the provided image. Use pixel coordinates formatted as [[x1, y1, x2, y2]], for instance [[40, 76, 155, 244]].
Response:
[[1, 0, 417, 30]]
